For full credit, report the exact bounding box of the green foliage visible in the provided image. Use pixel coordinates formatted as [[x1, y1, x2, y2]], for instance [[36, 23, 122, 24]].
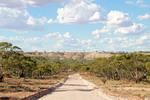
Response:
[[80, 66, 90, 72], [0, 42, 72, 80], [0, 42, 22, 81], [146, 62, 150, 73], [88, 53, 150, 83]]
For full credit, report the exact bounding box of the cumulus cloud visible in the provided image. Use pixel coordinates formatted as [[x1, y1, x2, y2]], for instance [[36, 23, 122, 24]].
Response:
[[138, 14, 150, 20], [0, 0, 105, 30], [89, 12, 103, 22], [0, 7, 47, 31], [114, 23, 146, 35], [92, 10, 146, 37], [56, 1, 105, 24], [107, 11, 133, 27]]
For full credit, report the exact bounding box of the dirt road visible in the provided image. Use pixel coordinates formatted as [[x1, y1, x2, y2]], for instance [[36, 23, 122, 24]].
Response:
[[38, 74, 114, 100]]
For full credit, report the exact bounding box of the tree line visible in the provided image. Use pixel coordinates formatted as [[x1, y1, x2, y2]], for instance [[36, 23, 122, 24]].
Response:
[[0, 42, 71, 82], [0, 42, 150, 83]]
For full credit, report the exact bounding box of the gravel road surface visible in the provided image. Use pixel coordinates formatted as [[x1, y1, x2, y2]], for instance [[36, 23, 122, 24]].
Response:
[[38, 74, 115, 100]]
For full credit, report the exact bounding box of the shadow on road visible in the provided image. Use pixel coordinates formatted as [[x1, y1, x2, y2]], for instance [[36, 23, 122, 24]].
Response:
[[64, 84, 88, 87], [55, 88, 94, 92]]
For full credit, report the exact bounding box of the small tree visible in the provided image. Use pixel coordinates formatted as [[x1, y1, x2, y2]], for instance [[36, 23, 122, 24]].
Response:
[[0, 42, 22, 81]]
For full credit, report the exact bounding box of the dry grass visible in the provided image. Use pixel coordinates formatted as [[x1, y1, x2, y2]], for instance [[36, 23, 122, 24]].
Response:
[[80, 73, 150, 100], [0, 74, 67, 100]]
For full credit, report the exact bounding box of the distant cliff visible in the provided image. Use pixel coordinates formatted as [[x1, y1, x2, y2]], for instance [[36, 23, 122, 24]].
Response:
[[23, 52, 125, 60], [24, 51, 150, 60]]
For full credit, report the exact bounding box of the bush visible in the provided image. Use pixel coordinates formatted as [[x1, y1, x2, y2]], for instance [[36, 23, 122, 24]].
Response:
[[146, 62, 150, 73], [146, 75, 150, 81], [101, 78, 107, 84]]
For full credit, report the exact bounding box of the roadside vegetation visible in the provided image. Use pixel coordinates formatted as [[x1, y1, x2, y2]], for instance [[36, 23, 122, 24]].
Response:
[[79, 53, 150, 99], [81, 73, 150, 99], [0, 42, 150, 99], [0, 42, 69, 99]]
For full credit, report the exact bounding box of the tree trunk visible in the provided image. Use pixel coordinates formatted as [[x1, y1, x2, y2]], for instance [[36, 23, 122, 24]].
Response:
[[0, 74, 4, 82]]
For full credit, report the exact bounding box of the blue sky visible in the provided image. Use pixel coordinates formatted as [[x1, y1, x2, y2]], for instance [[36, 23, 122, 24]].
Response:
[[0, 0, 150, 52]]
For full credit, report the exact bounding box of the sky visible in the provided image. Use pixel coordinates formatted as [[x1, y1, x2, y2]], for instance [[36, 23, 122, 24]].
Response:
[[0, 0, 150, 52]]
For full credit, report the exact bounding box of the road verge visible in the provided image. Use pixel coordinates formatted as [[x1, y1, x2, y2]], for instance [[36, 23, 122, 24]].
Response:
[[20, 77, 68, 100]]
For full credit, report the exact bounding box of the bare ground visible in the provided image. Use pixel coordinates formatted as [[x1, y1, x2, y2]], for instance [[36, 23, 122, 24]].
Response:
[[0, 75, 66, 100]]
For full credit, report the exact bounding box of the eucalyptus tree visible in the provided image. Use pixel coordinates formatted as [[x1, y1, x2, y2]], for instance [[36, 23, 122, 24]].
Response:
[[0, 42, 22, 81]]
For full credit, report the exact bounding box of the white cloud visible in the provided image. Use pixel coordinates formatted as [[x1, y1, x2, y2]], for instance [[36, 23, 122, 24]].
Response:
[[71, 0, 93, 3], [92, 10, 146, 37], [63, 32, 72, 38], [0, 7, 47, 31], [45, 32, 96, 51], [45, 32, 62, 39], [0, 36, 24, 44], [121, 35, 150, 48], [0, 0, 94, 9], [0, 0, 101, 29], [138, 14, 150, 20], [27, 0, 94, 7], [56, 1, 105, 24], [47, 19, 57, 24], [44, 32, 96, 51], [56, 37, 94, 51], [125, 1, 135, 5], [107, 11, 133, 27], [125, 0, 148, 7], [0, 35, 47, 51], [89, 12, 100, 21], [137, 0, 143, 4], [100, 37, 127, 44], [26, 0, 65, 7], [27, 16, 47, 25], [45, 32, 72, 40], [99, 34, 150, 51], [114, 23, 146, 35], [0, 0, 26, 10], [92, 26, 111, 38], [0, 33, 150, 52]]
